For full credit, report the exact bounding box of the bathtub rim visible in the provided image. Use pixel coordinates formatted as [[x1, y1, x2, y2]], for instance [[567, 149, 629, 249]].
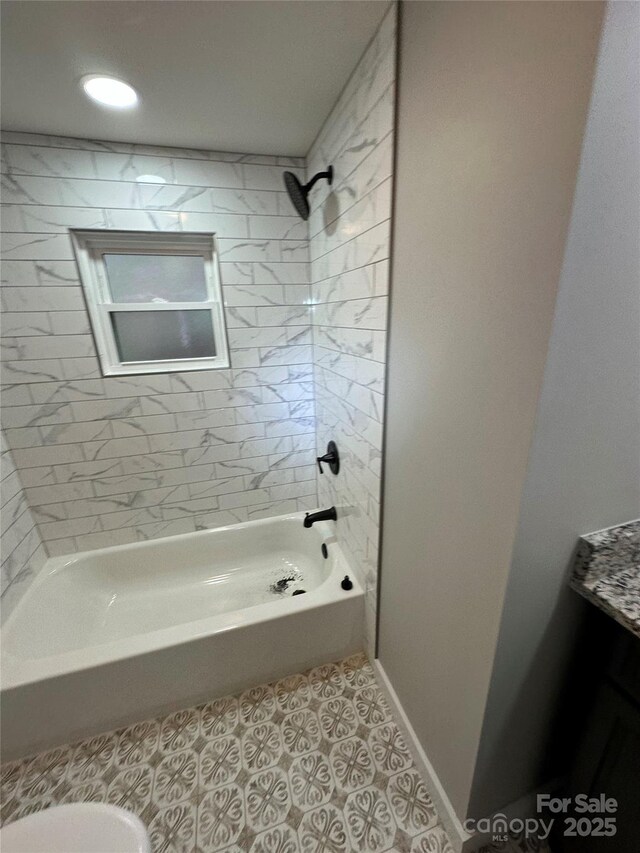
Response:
[[1, 512, 362, 691]]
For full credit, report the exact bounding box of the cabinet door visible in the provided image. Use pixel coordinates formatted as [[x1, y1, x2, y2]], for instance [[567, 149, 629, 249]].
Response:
[[554, 682, 640, 853]]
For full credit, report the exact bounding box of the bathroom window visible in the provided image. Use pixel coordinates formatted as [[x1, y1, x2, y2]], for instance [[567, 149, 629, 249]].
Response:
[[70, 230, 230, 375]]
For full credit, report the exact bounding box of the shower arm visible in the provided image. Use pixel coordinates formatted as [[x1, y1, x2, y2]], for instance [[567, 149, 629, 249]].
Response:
[[303, 166, 333, 193]]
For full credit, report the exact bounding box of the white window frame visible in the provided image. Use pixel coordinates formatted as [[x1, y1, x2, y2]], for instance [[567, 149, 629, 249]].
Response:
[[70, 229, 230, 376]]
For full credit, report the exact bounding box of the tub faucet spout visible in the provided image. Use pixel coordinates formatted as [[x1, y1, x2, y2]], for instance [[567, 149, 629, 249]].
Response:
[[303, 507, 337, 528]]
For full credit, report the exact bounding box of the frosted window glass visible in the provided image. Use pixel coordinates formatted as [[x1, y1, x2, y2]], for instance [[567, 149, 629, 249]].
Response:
[[103, 254, 208, 302], [111, 311, 216, 362]]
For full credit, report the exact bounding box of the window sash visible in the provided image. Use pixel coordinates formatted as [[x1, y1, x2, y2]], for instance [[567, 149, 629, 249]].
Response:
[[70, 230, 230, 376]]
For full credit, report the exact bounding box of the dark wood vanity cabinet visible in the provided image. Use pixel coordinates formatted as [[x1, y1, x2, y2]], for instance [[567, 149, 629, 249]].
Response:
[[554, 624, 640, 853]]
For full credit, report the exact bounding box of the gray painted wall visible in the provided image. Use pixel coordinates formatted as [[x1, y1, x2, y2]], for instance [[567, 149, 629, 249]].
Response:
[[468, 0, 640, 818], [378, 0, 603, 820]]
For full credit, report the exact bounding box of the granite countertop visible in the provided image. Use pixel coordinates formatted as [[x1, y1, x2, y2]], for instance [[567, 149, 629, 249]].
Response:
[[570, 520, 640, 638]]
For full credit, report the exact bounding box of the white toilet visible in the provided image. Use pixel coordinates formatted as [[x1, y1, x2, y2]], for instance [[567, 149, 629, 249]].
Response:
[[0, 803, 151, 853]]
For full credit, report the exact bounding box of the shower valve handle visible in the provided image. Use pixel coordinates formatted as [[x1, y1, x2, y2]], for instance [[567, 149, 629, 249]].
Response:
[[316, 441, 340, 475]]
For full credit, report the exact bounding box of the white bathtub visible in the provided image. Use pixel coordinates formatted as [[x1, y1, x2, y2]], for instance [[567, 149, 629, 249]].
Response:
[[0, 513, 363, 761]]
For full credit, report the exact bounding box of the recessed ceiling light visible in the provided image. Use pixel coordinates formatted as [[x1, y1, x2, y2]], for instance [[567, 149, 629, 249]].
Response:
[[81, 75, 138, 108], [136, 175, 167, 184]]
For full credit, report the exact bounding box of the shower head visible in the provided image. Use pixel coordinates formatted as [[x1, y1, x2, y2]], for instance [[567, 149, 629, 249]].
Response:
[[283, 166, 333, 221]]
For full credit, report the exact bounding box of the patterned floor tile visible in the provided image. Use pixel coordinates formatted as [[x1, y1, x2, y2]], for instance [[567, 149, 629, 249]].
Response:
[[410, 824, 455, 852], [7, 795, 57, 824], [67, 733, 115, 783], [153, 749, 198, 807], [246, 766, 291, 832], [60, 778, 108, 804], [115, 720, 161, 769], [354, 686, 391, 728], [250, 823, 301, 852], [197, 784, 244, 849], [200, 735, 242, 789], [318, 697, 359, 743], [329, 736, 376, 793], [282, 708, 322, 757], [370, 723, 413, 775], [275, 674, 311, 713], [160, 709, 201, 755], [309, 664, 345, 701], [149, 801, 197, 853], [0, 654, 453, 853], [17, 747, 70, 801], [107, 763, 154, 812], [242, 722, 283, 772], [289, 751, 334, 811], [387, 769, 438, 835], [0, 762, 24, 803], [201, 696, 239, 740], [344, 786, 397, 852], [341, 654, 376, 691], [240, 685, 276, 726], [298, 802, 349, 852]]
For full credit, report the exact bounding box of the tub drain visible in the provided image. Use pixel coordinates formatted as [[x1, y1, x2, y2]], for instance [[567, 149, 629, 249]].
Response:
[[271, 576, 296, 594]]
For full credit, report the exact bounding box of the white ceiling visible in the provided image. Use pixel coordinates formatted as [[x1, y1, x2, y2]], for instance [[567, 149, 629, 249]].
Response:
[[1, 0, 388, 156]]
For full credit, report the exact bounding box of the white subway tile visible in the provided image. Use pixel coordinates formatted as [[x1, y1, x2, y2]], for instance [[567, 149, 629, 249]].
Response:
[[48, 312, 91, 335], [253, 261, 309, 285], [58, 357, 102, 380], [173, 159, 243, 189], [1, 232, 72, 260], [194, 508, 248, 530], [11, 443, 83, 468], [104, 209, 183, 231], [217, 238, 281, 263], [6, 334, 94, 360], [235, 402, 290, 424], [140, 392, 204, 416], [110, 414, 178, 438], [19, 205, 108, 233], [40, 420, 111, 445], [135, 518, 195, 541], [246, 499, 298, 520], [3, 144, 96, 179], [173, 409, 236, 432], [242, 164, 284, 191], [222, 284, 284, 307], [26, 481, 94, 507], [177, 211, 249, 238], [46, 538, 76, 557], [249, 215, 307, 240], [1, 401, 73, 429], [218, 488, 271, 510], [0, 385, 33, 406], [58, 178, 139, 209], [70, 397, 141, 423], [1, 311, 52, 336], [92, 472, 163, 497], [38, 516, 102, 540], [73, 528, 137, 550], [93, 152, 175, 183], [1, 286, 84, 312]]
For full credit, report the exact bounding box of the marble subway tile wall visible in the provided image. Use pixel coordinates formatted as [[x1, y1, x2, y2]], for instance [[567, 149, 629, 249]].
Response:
[[307, 5, 396, 653], [0, 133, 316, 555], [1, 429, 47, 615]]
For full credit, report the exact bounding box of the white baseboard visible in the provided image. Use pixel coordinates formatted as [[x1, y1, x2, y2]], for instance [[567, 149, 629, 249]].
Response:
[[373, 659, 470, 853], [372, 658, 564, 853]]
